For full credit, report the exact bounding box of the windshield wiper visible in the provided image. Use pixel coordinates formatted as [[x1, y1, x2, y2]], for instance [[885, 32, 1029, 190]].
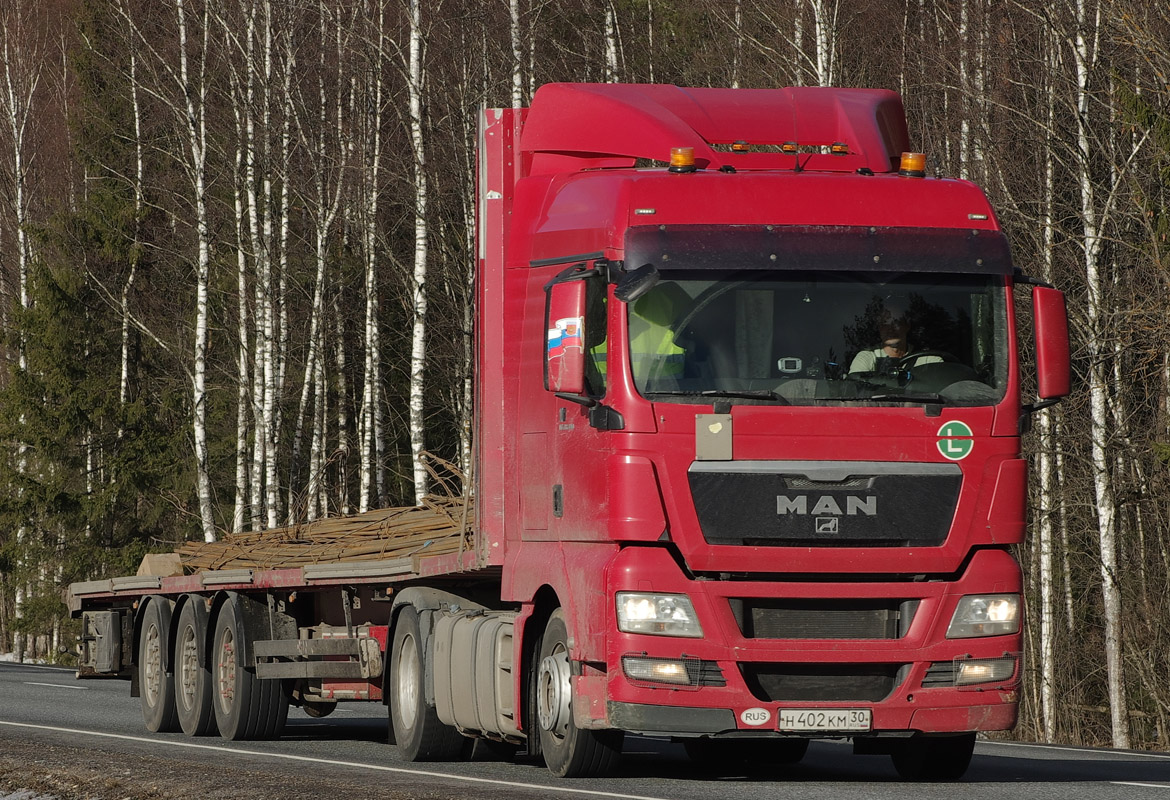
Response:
[[648, 388, 785, 402], [868, 392, 949, 404]]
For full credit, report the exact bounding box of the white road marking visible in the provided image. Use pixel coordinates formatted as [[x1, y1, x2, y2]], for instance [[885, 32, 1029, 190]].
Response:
[[1112, 784, 1170, 790], [23, 682, 86, 691], [0, 720, 673, 800], [983, 739, 1170, 761]]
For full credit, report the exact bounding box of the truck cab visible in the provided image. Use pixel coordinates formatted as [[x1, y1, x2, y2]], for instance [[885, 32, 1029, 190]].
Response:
[[478, 83, 1069, 779]]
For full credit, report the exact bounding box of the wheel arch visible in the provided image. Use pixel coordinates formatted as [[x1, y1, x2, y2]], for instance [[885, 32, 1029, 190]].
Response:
[[517, 584, 561, 745]]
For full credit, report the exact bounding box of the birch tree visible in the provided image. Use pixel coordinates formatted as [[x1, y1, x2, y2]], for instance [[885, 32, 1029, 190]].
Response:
[[358, 0, 387, 512], [1068, 0, 1128, 748], [0, 0, 43, 661], [290, 0, 352, 522], [406, 0, 429, 504]]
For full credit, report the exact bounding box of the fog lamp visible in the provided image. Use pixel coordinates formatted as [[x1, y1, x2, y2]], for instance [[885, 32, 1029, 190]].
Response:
[[622, 656, 693, 686], [956, 657, 1017, 686]]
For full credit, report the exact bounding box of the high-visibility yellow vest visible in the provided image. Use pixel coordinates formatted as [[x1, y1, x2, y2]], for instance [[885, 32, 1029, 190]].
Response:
[[629, 288, 686, 380]]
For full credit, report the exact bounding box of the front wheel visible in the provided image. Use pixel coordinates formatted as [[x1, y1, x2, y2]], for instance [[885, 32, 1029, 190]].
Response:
[[535, 609, 623, 778], [139, 597, 179, 733], [890, 733, 976, 781], [389, 606, 464, 760]]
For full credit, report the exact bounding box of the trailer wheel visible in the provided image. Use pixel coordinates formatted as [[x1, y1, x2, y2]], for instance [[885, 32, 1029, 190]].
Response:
[[212, 595, 289, 741], [389, 605, 464, 760], [175, 598, 217, 736], [139, 598, 179, 733], [535, 609, 622, 778], [890, 733, 975, 781]]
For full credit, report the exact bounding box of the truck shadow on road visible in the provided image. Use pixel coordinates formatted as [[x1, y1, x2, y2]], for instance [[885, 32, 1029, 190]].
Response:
[[272, 718, 1170, 785], [611, 738, 1170, 784]]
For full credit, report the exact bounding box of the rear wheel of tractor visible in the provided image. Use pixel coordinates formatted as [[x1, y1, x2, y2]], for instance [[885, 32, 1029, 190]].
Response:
[[389, 606, 464, 761], [139, 597, 179, 733], [535, 609, 623, 778], [175, 598, 217, 736], [211, 595, 289, 741], [890, 733, 976, 781]]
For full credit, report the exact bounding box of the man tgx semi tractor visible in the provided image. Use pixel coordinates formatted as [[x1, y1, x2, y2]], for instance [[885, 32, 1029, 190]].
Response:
[[70, 83, 1070, 781]]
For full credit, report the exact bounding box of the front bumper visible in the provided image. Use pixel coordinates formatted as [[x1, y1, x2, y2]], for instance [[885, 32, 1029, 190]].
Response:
[[581, 545, 1021, 737]]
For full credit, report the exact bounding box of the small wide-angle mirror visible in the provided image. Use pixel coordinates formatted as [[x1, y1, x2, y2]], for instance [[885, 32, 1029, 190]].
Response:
[[614, 263, 660, 304]]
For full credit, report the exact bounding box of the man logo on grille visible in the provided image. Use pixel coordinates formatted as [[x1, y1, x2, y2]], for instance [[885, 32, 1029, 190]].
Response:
[[776, 495, 877, 516]]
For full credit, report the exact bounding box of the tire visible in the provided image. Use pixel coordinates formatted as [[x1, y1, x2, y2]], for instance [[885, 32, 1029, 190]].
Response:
[[535, 609, 623, 778], [890, 733, 976, 781], [174, 598, 217, 736], [211, 594, 289, 741], [139, 597, 179, 733], [389, 606, 464, 761], [683, 737, 809, 769]]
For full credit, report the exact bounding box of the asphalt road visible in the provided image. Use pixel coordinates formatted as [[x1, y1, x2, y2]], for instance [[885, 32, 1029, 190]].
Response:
[[2, 661, 1168, 799]]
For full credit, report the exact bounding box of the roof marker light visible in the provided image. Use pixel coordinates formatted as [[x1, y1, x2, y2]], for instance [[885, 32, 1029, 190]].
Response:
[[899, 152, 927, 177], [831, 142, 849, 155], [669, 147, 697, 173], [732, 140, 751, 152], [781, 141, 798, 153]]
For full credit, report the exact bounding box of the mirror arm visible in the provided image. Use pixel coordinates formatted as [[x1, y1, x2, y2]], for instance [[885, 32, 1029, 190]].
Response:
[[1013, 269, 1054, 289], [556, 392, 597, 408]]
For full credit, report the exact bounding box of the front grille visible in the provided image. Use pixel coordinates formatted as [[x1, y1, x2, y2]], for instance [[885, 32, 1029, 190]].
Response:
[[689, 460, 962, 547], [740, 663, 905, 702], [729, 599, 919, 640]]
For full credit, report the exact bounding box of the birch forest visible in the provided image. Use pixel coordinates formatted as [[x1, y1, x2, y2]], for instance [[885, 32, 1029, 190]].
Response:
[[1, 0, 1170, 752]]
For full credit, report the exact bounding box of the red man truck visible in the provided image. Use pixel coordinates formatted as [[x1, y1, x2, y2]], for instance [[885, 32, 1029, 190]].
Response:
[[70, 83, 1070, 781]]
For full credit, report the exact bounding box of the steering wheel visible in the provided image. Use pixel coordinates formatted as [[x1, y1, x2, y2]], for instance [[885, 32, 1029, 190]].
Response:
[[669, 279, 752, 348], [897, 350, 960, 368]]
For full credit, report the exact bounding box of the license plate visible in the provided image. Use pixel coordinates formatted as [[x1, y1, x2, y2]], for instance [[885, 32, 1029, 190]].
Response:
[[777, 708, 872, 732]]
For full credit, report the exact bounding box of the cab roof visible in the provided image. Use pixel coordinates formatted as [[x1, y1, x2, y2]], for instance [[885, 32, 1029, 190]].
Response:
[[520, 83, 911, 176]]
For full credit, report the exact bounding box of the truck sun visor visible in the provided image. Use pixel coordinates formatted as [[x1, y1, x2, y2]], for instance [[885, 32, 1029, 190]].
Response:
[[625, 225, 1013, 275]]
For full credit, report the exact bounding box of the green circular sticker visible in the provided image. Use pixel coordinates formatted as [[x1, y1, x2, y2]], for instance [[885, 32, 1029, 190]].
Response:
[[937, 420, 974, 461]]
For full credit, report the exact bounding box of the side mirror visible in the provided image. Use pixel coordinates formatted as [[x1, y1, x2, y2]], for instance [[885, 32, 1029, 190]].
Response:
[[1033, 286, 1070, 401], [545, 278, 587, 395]]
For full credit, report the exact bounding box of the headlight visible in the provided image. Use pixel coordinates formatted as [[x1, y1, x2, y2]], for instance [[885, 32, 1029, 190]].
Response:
[[616, 592, 703, 638], [946, 594, 1020, 638]]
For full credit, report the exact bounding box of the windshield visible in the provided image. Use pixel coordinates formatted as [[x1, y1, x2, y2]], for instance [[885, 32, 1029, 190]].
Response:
[[626, 269, 1008, 407]]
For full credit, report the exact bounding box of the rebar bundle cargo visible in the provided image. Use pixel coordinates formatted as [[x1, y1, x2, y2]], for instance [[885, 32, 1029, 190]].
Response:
[[176, 495, 473, 572]]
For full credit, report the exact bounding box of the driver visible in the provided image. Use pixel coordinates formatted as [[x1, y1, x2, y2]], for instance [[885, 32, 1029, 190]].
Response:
[[848, 313, 941, 374]]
